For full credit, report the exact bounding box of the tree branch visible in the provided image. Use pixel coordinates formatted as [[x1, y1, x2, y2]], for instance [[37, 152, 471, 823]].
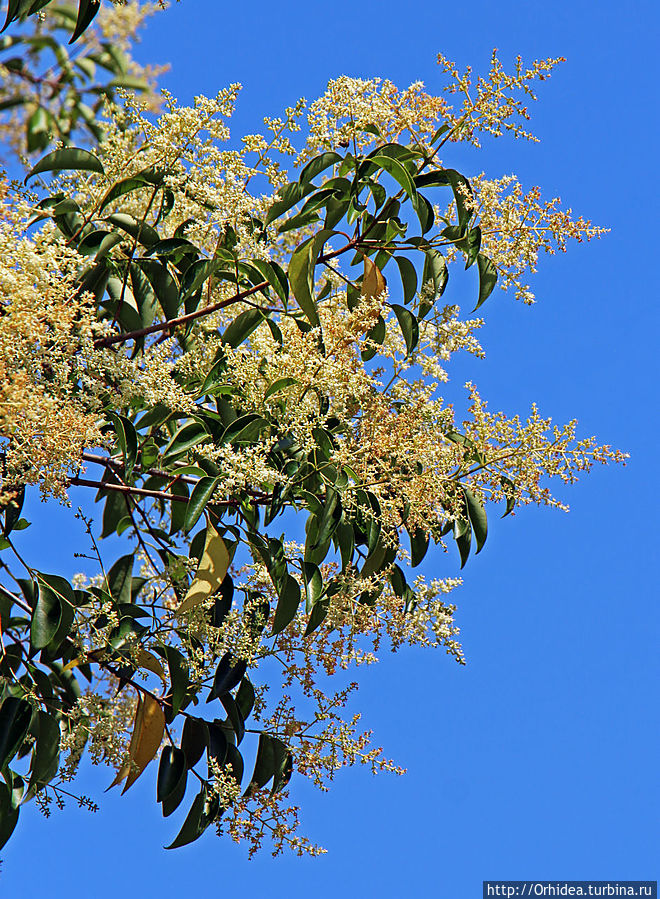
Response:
[[92, 240, 356, 349]]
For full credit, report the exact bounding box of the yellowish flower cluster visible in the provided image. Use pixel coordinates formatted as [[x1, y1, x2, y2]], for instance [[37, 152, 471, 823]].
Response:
[[0, 182, 103, 499], [467, 174, 609, 302], [436, 49, 565, 145]]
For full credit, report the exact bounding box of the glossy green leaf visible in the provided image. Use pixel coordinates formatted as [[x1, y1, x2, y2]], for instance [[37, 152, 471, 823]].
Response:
[[391, 303, 419, 356], [501, 476, 516, 517], [221, 307, 264, 348], [98, 172, 161, 212], [422, 249, 448, 302], [408, 526, 430, 568], [271, 574, 301, 636], [463, 226, 481, 269], [454, 517, 472, 568], [27, 711, 60, 796], [304, 597, 329, 636], [184, 476, 219, 534], [0, 783, 19, 851], [247, 733, 291, 794], [207, 721, 228, 768], [288, 228, 335, 326], [302, 561, 323, 614], [106, 554, 133, 605], [264, 180, 314, 227], [299, 151, 342, 184], [236, 677, 255, 721], [138, 259, 180, 320], [248, 258, 289, 304], [30, 583, 62, 650], [104, 212, 159, 248], [207, 651, 247, 703], [264, 377, 298, 402], [220, 693, 245, 744], [107, 412, 138, 478], [70, 0, 101, 43], [157, 746, 187, 804], [181, 717, 207, 769], [463, 486, 488, 553], [26, 146, 104, 181], [394, 256, 418, 305], [225, 742, 244, 786], [369, 154, 417, 203], [165, 787, 218, 850], [475, 253, 498, 310], [0, 697, 32, 770]]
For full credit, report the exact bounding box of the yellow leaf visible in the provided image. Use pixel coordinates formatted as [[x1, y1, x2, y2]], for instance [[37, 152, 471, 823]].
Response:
[[122, 694, 165, 793], [135, 648, 167, 683], [362, 255, 386, 301], [108, 694, 145, 790], [176, 523, 229, 615], [62, 656, 82, 673]]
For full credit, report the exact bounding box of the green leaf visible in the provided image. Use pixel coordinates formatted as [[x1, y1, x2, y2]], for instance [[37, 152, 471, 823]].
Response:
[[103, 212, 158, 248], [100, 489, 128, 539], [247, 733, 292, 794], [107, 412, 138, 478], [0, 782, 19, 851], [162, 422, 209, 463], [161, 646, 189, 718], [2, 485, 25, 537], [0, 697, 32, 770], [394, 256, 418, 305], [304, 597, 329, 636], [27, 711, 60, 797], [408, 526, 430, 568], [106, 554, 134, 605], [236, 677, 255, 721], [220, 692, 245, 744], [454, 518, 472, 568], [31, 583, 62, 650], [207, 651, 247, 703], [70, 0, 101, 43], [391, 304, 419, 356], [157, 746, 187, 804], [271, 574, 301, 636], [212, 573, 234, 628], [288, 229, 335, 327], [222, 413, 269, 447], [181, 717, 207, 769], [165, 787, 218, 850], [368, 154, 417, 203], [475, 253, 498, 310], [207, 721, 228, 769], [225, 742, 244, 786], [184, 476, 219, 534], [26, 147, 104, 181], [335, 520, 354, 572], [264, 180, 314, 227], [501, 476, 516, 518], [179, 258, 217, 304], [463, 226, 481, 269], [422, 249, 448, 302], [99, 174, 157, 211], [463, 486, 488, 553], [299, 151, 342, 184], [302, 562, 323, 614], [221, 307, 264, 348], [264, 377, 298, 402], [248, 258, 289, 304]]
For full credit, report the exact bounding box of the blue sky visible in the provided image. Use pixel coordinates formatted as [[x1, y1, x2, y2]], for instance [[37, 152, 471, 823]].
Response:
[[2, 0, 658, 895]]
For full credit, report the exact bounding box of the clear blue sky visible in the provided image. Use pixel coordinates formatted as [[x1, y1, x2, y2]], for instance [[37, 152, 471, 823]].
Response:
[[2, 0, 658, 895]]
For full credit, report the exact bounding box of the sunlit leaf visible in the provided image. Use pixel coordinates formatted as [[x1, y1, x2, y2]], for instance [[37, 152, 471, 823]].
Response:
[[177, 524, 229, 614]]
